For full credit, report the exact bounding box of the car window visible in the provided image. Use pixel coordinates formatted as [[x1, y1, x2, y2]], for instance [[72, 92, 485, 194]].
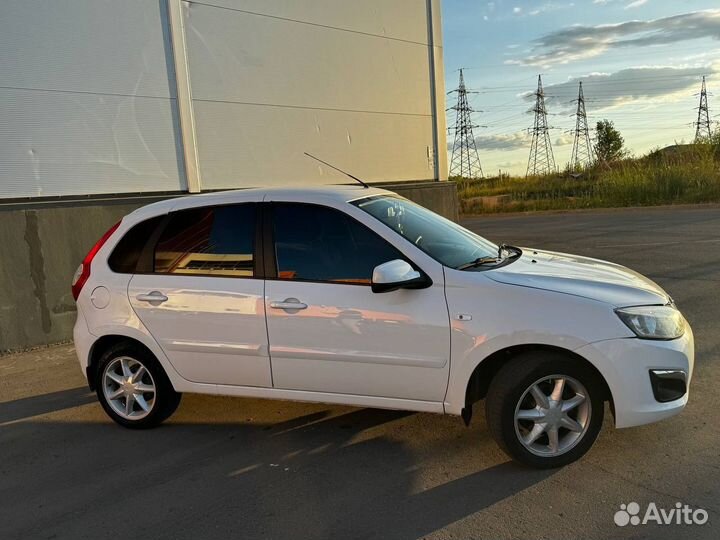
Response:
[[272, 203, 404, 284], [353, 195, 498, 268], [154, 204, 256, 277], [108, 215, 165, 274]]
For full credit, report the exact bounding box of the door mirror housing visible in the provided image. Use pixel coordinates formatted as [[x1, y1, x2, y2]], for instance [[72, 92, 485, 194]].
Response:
[[371, 259, 430, 293]]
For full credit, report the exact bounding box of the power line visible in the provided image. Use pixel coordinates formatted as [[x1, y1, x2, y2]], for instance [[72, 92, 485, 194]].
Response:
[[454, 44, 720, 70], [694, 76, 712, 142], [464, 74, 720, 93], [570, 81, 594, 170], [526, 75, 556, 177], [443, 67, 715, 160], [448, 69, 484, 179]]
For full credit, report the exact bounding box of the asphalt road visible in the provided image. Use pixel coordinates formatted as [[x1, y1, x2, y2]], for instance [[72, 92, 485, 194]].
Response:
[[1, 205, 718, 540]]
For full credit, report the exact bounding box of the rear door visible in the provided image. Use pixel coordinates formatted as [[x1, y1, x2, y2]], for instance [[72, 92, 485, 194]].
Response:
[[264, 202, 451, 402], [128, 202, 271, 387]]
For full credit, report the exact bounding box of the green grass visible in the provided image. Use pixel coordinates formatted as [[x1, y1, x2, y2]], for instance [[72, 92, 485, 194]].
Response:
[[457, 143, 720, 214]]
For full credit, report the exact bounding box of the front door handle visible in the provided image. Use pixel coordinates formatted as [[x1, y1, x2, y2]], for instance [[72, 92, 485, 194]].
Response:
[[270, 298, 308, 311], [136, 291, 169, 305]]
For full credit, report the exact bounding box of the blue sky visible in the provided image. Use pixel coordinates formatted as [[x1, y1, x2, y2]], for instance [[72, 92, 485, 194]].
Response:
[[441, 0, 720, 175]]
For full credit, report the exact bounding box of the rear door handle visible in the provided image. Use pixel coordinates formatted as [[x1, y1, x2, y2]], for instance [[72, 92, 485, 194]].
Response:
[[270, 298, 308, 311], [136, 291, 168, 304]]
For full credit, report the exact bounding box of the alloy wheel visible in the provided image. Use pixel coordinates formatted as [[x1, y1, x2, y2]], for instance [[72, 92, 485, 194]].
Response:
[[514, 374, 591, 457], [102, 356, 156, 420]]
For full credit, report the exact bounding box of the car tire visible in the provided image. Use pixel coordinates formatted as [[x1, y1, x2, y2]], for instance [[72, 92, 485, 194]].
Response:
[[485, 351, 605, 468], [94, 342, 181, 429]]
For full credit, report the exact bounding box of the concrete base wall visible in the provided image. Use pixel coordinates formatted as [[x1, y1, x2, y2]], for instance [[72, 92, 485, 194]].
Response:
[[0, 181, 458, 352], [379, 181, 459, 223]]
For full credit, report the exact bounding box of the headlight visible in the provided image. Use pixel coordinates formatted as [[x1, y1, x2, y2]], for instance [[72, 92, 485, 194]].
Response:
[[615, 305, 686, 340]]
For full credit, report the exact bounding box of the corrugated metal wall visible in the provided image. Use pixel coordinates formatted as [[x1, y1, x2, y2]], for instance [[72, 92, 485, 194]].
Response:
[[0, 0, 446, 199]]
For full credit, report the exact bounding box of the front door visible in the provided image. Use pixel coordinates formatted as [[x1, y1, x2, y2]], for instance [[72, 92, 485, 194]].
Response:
[[129, 202, 271, 387], [264, 202, 450, 402]]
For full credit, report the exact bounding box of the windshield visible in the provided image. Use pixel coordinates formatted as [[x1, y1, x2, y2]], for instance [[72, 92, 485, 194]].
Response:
[[353, 195, 498, 268]]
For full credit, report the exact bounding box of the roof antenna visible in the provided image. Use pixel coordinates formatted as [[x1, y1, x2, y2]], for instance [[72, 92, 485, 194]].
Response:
[[304, 152, 369, 188]]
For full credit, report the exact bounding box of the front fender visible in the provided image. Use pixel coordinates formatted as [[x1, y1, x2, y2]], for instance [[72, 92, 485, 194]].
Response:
[[444, 333, 592, 415], [442, 270, 633, 415]]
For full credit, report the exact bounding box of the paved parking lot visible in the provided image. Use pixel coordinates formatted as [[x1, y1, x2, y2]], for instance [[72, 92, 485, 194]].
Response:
[[1, 205, 718, 540]]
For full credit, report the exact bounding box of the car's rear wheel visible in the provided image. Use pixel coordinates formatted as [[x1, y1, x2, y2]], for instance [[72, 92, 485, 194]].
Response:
[[485, 351, 605, 468], [94, 342, 181, 429]]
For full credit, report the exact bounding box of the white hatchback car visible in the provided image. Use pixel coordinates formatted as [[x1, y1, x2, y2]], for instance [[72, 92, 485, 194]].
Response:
[[73, 186, 693, 468]]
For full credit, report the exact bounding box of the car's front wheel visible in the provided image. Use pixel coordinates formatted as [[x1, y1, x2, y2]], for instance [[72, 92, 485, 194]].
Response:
[[485, 351, 605, 468], [94, 342, 181, 429]]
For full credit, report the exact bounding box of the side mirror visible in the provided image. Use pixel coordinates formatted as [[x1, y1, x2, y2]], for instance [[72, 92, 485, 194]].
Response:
[[371, 259, 430, 293]]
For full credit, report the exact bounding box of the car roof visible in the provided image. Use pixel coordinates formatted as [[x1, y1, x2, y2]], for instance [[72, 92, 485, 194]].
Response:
[[128, 184, 395, 220]]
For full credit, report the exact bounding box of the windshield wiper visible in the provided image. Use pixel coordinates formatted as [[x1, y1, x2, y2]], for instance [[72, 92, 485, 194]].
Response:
[[456, 244, 522, 271], [456, 256, 500, 270]]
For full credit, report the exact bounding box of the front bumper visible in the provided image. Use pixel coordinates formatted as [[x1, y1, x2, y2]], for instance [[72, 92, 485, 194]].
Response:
[[575, 324, 694, 429]]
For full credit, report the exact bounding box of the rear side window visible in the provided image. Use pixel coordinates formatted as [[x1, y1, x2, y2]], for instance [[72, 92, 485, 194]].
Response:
[[108, 216, 164, 274], [154, 204, 257, 277], [272, 203, 404, 284]]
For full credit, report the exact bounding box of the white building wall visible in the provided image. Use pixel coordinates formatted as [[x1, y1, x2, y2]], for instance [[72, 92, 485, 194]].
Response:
[[184, 0, 442, 188], [0, 0, 186, 198], [0, 0, 446, 199]]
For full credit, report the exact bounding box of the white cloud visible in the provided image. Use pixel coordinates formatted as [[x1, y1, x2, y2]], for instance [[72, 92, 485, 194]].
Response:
[[513, 7, 522, 14], [527, 65, 719, 114], [528, 2, 575, 16], [509, 9, 720, 67], [681, 48, 720, 62], [497, 160, 526, 169], [475, 131, 531, 151], [593, 0, 648, 5]]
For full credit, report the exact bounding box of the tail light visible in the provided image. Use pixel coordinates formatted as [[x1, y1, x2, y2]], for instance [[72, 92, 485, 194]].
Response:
[[71, 221, 121, 301]]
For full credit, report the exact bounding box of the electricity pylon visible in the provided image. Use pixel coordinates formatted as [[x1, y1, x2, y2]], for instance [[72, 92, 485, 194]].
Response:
[[526, 75, 556, 177], [570, 81, 594, 170], [448, 69, 484, 180], [694, 76, 712, 142]]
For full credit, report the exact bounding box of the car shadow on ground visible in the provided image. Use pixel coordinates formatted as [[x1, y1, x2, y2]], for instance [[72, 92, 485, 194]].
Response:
[[0, 386, 95, 423], [0, 392, 556, 540]]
